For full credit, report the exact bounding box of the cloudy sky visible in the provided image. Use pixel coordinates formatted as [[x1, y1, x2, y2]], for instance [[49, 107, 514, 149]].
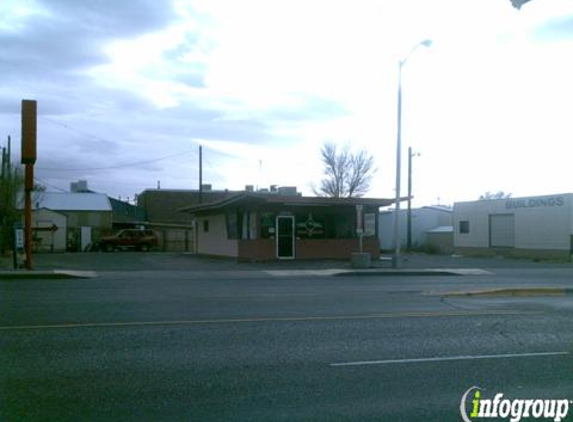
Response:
[[1, 0, 572, 206]]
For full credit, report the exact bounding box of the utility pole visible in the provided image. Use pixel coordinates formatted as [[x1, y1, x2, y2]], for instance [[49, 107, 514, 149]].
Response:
[[7, 135, 11, 172], [2, 135, 18, 269], [199, 145, 203, 204], [407, 147, 419, 251], [1, 136, 10, 177], [1, 146, 5, 179], [258, 159, 262, 192]]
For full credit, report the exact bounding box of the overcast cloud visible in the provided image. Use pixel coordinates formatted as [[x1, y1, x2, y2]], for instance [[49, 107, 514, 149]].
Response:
[[1, 0, 573, 205]]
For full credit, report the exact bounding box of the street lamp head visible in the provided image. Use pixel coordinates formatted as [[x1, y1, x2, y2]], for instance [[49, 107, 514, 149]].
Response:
[[401, 39, 433, 66]]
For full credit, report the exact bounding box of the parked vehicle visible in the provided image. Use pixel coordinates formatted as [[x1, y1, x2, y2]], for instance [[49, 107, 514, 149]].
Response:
[[98, 229, 158, 252]]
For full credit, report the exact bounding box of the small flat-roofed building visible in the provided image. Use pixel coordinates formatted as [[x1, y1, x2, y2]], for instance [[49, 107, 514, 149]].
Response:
[[136, 188, 238, 252], [181, 192, 394, 261]]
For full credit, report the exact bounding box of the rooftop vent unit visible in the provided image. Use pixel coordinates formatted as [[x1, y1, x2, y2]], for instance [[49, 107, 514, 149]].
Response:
[[278, 186, 298, 196], [71, 180, 88, 193]]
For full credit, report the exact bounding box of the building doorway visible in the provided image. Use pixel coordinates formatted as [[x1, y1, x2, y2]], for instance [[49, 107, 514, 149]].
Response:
[[276, 216, 295, 259]]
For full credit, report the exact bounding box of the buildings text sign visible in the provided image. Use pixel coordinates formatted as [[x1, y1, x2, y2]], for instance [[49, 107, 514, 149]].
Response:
[[506, 196, 565, 210]]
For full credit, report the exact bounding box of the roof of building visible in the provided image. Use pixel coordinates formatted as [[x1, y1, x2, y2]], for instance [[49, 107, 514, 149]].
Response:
[[109, 197, 146, 224], [31, 192, 112, 211], [426, 225, 454, 233], [137, 189, 237, 224], [422, 205, 453, 213], [454, 192, 572, 206], [180, 192, 396, 214], [381, 205, 452, 214]]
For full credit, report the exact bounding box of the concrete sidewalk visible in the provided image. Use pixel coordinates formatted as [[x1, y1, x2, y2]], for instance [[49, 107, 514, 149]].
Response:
[[1, 251, 572, 279], [0, 270, 97, 280]]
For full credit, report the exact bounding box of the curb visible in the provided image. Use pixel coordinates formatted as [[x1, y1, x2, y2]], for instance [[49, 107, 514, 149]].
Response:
[[334, 268, 493, 277], [264, 268, 492, 277], [438, 287, 573, 298], [0, 270, 97, 280], [335, 270, 459, 277]]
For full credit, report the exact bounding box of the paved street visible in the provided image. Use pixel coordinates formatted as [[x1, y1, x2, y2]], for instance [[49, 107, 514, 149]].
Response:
[[2, 254, 573, 421]]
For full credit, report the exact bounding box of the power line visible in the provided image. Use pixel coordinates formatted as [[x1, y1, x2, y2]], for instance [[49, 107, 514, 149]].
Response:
[[33, 177, 68, 192], [40, 117, 265, 181], [42, 117, 201, 154], [203, 160, 227, 184], [40, 116, 200, 171], [37, 150, 197, 171], [202, 145, 250, 161], [41, 117, 122, 145]]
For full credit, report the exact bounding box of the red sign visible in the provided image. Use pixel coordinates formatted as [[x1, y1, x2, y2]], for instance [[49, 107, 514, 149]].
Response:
[[21, 99, 37, 164]]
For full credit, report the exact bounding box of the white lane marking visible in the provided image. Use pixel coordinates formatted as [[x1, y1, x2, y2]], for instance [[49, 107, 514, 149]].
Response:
[[330, 351, 570, 367]]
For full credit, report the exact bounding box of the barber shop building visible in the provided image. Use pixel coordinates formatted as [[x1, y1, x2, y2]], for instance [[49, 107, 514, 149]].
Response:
[[454, 193, 573, 260], [181, 192, 393, 261]]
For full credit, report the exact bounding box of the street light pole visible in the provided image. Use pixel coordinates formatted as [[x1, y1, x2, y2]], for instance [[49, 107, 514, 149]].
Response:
[[392, 60, 403, 268], [392, 40, 431, 268]]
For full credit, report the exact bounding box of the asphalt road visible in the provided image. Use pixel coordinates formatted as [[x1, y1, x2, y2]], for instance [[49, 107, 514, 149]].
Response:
[[2, 266, 573, 421]]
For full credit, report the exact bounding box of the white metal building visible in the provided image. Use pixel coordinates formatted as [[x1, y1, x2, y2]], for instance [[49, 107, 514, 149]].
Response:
[[32, 208, 67, 252], [379, 206, 453, 251], [21, 192, 113, 251], [454, 193, 573, 260]]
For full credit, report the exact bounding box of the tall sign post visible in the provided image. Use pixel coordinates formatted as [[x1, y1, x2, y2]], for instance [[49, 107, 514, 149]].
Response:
[[21, 100, 37, 270]]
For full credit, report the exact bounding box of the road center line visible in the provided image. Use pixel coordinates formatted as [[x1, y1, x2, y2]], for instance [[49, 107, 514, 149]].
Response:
[[330, 351, 570, 367], [0, 310, 535, 331]]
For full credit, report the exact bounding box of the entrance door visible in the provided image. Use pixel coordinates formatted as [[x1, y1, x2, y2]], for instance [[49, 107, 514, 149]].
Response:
[[276, 216, 295, 259], [489, 214, 515, 248], [80, 226, 92, 252]]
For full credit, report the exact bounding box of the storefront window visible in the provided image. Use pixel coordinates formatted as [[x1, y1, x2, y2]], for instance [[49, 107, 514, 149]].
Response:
[[258, 211, 358, 240], [260, 213, 275, 239], [325, 214, 353, 239], [295, 213, 325, 239], [226, 212, 242, 239]]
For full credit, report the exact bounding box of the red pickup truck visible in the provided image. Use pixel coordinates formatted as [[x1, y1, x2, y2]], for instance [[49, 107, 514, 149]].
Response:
[[98, 229, 158, 252]]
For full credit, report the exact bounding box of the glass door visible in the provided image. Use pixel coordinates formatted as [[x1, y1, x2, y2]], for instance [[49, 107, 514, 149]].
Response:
[[276, 216, 295, 259]]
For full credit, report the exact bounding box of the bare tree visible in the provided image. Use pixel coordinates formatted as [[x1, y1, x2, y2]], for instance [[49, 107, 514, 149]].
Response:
[[479, 191, 512, 200], [314, 142, 376, 198]]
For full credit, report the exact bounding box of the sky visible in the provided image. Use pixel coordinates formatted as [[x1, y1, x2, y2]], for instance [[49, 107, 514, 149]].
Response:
[[1, 0, 572, 207]]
